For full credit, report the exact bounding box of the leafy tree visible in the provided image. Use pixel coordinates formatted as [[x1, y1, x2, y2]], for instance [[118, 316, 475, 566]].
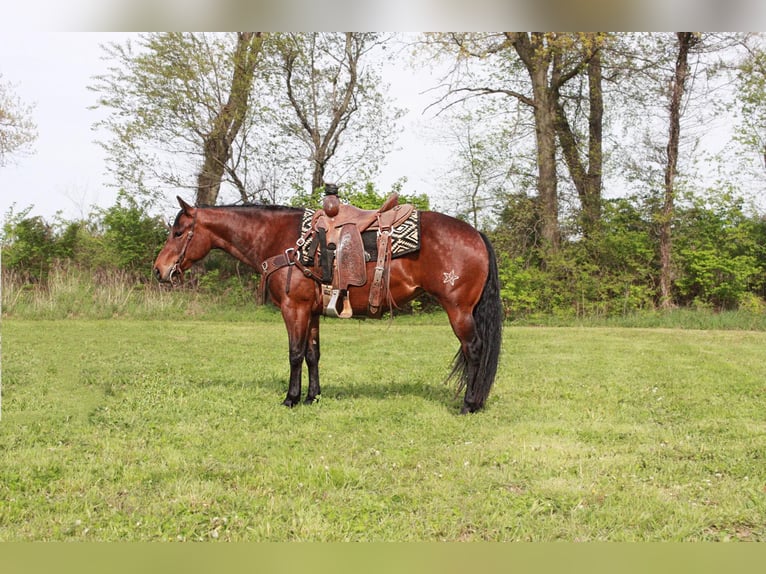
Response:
[[341, 180, 430, 211], [195, 32, 264, 205], [1, 206, 55, 280], [0, 73, 37, 166], [268, 33, 403, 202], [423, 32, 609, 249], [431, 107, 529, 229], [658, 32, 702, 309], [731, 35, 766, 174], [90, 32, 265, 206], [674, 187, 765, 309], [91, 33, 400, 208], [608, 33, 743, 309]]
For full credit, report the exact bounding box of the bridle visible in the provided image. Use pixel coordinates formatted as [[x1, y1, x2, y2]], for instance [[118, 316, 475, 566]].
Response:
[[168, 210, 198, 283]]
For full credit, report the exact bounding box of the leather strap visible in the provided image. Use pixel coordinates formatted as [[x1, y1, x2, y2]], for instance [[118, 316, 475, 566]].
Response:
[[368, 226, 393, 317]]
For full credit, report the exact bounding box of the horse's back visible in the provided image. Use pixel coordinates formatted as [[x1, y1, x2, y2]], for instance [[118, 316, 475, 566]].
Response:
[[413, 210, 490, 279], [384, 211, 491, 307], [339, 210, 491, 315]]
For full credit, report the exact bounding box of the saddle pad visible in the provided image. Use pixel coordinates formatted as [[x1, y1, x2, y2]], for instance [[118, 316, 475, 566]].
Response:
[[298, 208, 420, 265]]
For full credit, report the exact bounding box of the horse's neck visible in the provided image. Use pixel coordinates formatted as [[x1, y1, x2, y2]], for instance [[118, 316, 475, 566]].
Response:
[[205, 207, 300, 268]]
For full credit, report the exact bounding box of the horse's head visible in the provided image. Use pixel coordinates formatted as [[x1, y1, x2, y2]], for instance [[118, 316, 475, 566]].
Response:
[[153, 196, 209, 284]]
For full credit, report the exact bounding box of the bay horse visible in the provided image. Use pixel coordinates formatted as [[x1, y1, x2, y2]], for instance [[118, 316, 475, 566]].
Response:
[[153, 196, 503, 413]]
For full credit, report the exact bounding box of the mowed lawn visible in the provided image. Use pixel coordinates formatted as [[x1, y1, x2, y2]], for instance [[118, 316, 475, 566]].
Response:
[[2, 318, 765, 541]]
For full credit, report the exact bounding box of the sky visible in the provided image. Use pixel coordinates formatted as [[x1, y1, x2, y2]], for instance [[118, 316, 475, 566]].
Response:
[[4, 26, 766, 227], [1, 33, 124, 221], [0, 32, 451, 223]]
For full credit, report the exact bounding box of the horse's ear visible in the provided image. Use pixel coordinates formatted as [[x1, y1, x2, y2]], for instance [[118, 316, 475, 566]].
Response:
[[177, 196, 194, 215]]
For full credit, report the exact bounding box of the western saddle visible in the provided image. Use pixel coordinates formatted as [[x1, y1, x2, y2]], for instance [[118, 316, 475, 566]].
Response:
[[261, 184, 414, 318]]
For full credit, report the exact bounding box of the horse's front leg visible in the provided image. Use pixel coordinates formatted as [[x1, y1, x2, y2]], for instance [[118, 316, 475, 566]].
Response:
[[282, 304, 311, 407], [304, 313, 321, 404]]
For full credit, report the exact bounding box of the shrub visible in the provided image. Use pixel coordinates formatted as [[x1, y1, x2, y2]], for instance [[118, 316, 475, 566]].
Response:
[[97, 191, 168, 276], [2, 213, 55, 281]]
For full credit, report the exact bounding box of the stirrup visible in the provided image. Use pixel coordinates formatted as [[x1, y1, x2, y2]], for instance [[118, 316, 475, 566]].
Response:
[[325, 289, 341, 318], [325, 289, 353, 318]]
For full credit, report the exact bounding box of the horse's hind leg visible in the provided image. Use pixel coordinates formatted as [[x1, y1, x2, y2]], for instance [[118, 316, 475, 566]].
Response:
[[444, 307, 483, 413], [304, 314, 321, 404]]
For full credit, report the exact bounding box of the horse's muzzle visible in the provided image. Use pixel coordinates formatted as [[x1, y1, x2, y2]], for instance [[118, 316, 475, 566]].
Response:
[[154, 264, 184, 286], [153, 265, 177, 284]]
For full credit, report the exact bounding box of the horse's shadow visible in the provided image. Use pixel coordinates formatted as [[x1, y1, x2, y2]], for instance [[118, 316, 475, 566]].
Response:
[[194, 373, 459, 411], [318, 378, 458, 410]]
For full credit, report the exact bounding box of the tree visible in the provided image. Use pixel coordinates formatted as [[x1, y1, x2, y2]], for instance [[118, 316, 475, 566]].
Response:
[[268, 33, 403, 204], [607, 33, 744, 308], [553, 33, 607, 237], [674, 186, 765, 309], [658, 33, 702, 309], [195, 32, 264, 205], [732, 36, 766, 172], [0, 73, 37, 166], [424, 32, 608, 249], [434, 107, 529, 228], [92, 33, 399, 209], [91, 32, 265, 206]]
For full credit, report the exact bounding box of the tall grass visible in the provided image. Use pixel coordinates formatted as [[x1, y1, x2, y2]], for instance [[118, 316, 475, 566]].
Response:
[[3, 264, 766, 329], [1, 265, 275, 321]]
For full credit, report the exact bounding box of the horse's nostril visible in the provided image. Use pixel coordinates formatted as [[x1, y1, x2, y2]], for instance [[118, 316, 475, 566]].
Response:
[[153, 267, 161, 281]]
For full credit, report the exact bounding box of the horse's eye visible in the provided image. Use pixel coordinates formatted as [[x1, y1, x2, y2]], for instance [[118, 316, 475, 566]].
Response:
[[174, 230, 184, 238]]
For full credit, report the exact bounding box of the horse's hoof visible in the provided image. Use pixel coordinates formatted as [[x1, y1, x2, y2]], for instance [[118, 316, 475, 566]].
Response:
[[282, 398, 298, 408]]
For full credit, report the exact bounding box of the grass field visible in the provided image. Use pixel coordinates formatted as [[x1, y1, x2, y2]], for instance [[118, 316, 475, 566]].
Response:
[[2, 317, 766, 541]]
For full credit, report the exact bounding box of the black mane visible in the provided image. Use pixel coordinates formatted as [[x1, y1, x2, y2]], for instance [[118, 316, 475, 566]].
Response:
[[173, 202, 304, 226], [200, 203, 303, 213]]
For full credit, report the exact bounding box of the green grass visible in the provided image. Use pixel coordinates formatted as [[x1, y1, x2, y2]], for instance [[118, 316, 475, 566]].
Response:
[[510, 308, 766, 331], [2, 318, 766, 541]]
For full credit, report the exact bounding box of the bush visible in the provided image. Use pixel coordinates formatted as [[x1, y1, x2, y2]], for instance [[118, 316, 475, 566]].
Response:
[[2, 193, 167, 282], [97, 192, 168, 276], [2, 206, 58, 281], [676, 248, 760, 310], [495, 197, 658, 319], [673, 189, 766, 310]]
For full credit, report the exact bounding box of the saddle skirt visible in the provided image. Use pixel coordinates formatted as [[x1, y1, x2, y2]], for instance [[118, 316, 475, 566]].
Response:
[[334, 223, 367, 289]]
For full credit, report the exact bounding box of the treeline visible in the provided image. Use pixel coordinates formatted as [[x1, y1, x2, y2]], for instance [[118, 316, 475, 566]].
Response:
[[491, 189, 766, 317], [2, 194, 167, 283], [3, 184, 765, 319]]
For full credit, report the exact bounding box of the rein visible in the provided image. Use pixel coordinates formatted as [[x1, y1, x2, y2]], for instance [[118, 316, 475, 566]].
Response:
[[169, 210, 198, 283]]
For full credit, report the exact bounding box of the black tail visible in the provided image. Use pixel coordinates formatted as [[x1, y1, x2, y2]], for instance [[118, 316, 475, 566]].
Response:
[[449, 232, 504, 412]]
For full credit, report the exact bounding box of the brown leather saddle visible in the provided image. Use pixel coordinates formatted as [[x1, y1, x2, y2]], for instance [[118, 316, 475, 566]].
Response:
[[312, 190, 414, 318], [260, 186, 414, 318]]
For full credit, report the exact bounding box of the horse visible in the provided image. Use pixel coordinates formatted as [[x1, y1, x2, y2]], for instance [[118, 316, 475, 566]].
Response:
[[153, 196, 503, 413]]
